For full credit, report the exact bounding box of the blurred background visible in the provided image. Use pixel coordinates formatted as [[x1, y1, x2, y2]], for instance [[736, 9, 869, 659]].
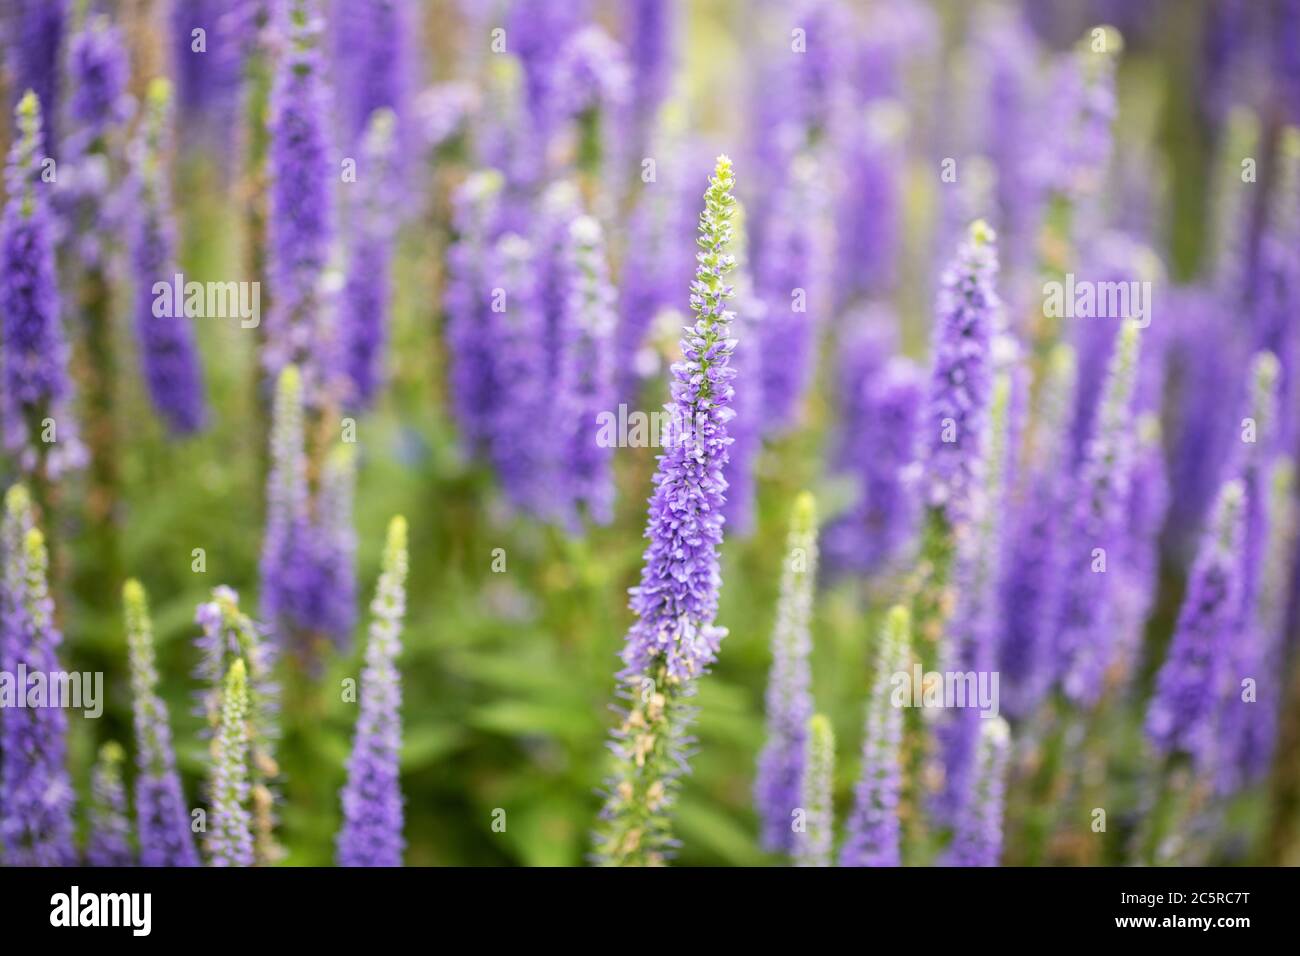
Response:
[[3, 0, 1299, 866]]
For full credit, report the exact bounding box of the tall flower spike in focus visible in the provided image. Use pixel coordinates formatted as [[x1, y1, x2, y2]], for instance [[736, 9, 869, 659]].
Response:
[[1056, 319, 1142, 705], [337, 516, 410, 867], [0, 487, 76, 866], [1, 91, 83, 479], [87, 741, 133, 867], [795, 714, 835, 868], [266, 0, 336, 399], [755, 492, 818, 855], [562, 214, 617, 526], [593, 155, 738, 866], [128, 77, 207, 435], [206, 658, 254, 867], [195, 584, 279, 864], [1145, 479, 1246, 770], [339, 108, 400, 409], [124, 579, 200, 867], [841, 605, 911, 867], [943, 716, 1010, 867]]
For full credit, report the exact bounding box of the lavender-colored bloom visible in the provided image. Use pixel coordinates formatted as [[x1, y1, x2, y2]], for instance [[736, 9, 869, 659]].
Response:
[[487, 233, 551, 514], [87, 742, 133, 867], [506, 0, 589, 141], [128, 79, 207, 435], [259, 365, 317, 646], [1146, 479, 1245, 769], [1252, 129, 1300, 449], [622, 156, 737, 679], [315, 444, 359, 646], [616, 142, 695, 400], [562, 215, 617, 525], [1165, 287, 1249, 558], [337, 516, 409, 867], [1056, 320, 1142, 705], [841, 605, 910, 867], [332, 0, 413, 144], [1113, 414, 1170, 669], [823, 354, 923, 579], [1, 92, 82, 477], [966, 4, 1041, 270], [0, 486, 76, 866], [1233, 461, 1298, 783], [936, 372, 1013, 822], [832, 100, 906, 310], [942, 717, 1010, 867], [998, 345, 1076, 718], [625, 0, 674, 148], [258, 365, 354, 652], [1033, 29, 1120, 204], [123, 579, 200, 867], [1215, 353, 1280, 791], [921, 220, 1000, 523], [207, 659, 254, 867], [758, 154, 828, 433], [5, 0, 66, 157], [849, 0, 939, 104], [794, 714, 835, 868], [445, 170, 504, 457], [755, 493, 818, 855], [66, 10, 128, 149], [593, 157, 737, 866], [1066, 233, 1162, 464], [193, 585, 279, 866], [266, 0, 336, 399], [339, 109, 399, 409]]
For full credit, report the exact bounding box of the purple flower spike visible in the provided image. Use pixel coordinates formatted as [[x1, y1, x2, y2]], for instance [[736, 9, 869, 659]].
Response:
[[942, 717, 1010, 867], [128, 79, 207, 435], [758, 154, 828, 433], [841, 605, 910, 867], [594, 156, 738, 866], [1146, 479, 1246, 770], [445, 170, 505, 458], [339, 109, 399, 409], [266, 0, 336, 400], [123, 579, 200, 867], [87, 742, 133, 867], [1, 91, 83, 477], [333, 0, 413, 145], [561, 215, 618, 525], [922, 220, 1001, 524], [6, 0, 67, 158], [998, 345, 1077, 719], [0, 486, 76, 866], [756, 493, 818, 856], [337, 516, 409, 867], [207, 659, 254, 867], [1056, 319, 1142, 706]]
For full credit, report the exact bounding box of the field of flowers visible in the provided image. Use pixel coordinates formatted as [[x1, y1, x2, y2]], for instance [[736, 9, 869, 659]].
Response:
[[0, 0, 1299, 869]]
